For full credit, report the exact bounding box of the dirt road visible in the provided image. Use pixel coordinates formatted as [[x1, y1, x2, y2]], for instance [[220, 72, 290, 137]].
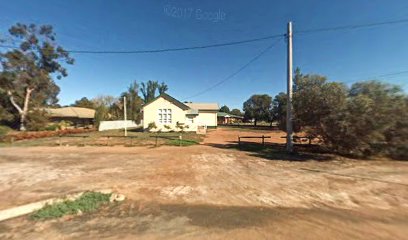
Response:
[[203, 127, 286, 146], [0, 129, 407, 239]]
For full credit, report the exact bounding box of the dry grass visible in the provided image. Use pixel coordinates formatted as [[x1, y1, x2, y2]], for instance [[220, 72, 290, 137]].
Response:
[[0, 129, 204, 147]]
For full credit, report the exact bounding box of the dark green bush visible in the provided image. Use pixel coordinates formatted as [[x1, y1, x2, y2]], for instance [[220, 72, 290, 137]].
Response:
[[287, 70, 408, 160], [26, 109, 50, 131], [147, 122, 157, 131], [44, 124, 59, 131], [0, 125, 11, 137]]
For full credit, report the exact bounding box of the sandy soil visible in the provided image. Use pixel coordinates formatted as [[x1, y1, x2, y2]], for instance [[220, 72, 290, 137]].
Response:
[[0, 128, 407, 239]]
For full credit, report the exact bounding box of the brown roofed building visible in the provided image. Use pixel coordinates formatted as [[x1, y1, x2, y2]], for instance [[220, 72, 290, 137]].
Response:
[[45, 107, 95, 128], [217, 112, 244, 124]]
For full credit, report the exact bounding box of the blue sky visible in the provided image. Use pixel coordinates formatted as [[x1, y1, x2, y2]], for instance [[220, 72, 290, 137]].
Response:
[[1, 0, 408, 109]]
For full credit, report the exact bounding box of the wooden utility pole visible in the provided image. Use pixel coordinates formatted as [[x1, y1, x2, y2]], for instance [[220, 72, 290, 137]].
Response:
[[124, 96, 128, 137], [286, 21, 293, 152]]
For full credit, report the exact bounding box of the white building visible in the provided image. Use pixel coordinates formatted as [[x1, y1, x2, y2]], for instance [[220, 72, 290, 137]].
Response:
[[142, 93, 218, 132]]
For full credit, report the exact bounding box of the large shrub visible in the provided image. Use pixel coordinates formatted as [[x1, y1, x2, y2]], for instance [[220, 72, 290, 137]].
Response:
[[325, 81, 407, 158], [376, 90, 408, 159], [0, 125, 11, 137], [293, 72, 347, 138], [288, 70, 407, 160], [25, 109, 49, 131]]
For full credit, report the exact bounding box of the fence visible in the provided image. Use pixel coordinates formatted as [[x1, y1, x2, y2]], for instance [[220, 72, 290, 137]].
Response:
[[238, 135, 271, 148], [53, 134, 189, 147], [98, 120, 141, 131]]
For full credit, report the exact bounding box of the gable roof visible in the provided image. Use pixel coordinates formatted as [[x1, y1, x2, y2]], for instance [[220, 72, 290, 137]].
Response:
[[45, 107, 95, 119], [185, 103, 219, 111], [142, 93, 218, 112], [142, 93, 190, 110]]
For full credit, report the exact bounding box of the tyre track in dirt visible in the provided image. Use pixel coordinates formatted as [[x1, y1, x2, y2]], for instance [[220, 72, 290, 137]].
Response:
[[0, 128, 407, 239]]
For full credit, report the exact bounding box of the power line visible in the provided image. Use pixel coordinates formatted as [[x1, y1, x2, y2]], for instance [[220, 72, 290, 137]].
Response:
[[0, 33, 284, 54], [182, 38, 283, 100], [0, 18, 407, 54], [376, 70, 408, 78], [296, 18, 408, 34], [342, 70, 408, 84]]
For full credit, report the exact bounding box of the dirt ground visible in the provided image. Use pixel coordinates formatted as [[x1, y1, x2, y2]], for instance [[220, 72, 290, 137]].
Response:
[[0, 128, 407, 239]]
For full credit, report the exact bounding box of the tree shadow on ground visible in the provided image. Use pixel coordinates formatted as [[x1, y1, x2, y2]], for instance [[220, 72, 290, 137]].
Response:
[[205, 141, 334, 161], [127, 127, 144, 132]]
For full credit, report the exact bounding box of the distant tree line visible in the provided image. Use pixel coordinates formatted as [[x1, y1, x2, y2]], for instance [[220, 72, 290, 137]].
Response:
[[219, 105, 243, 116], [1, 23, 406, 159], [71, 80, 168, 127]]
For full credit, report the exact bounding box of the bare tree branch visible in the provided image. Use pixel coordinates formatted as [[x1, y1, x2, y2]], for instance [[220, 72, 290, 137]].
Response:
[[22, 87, 34, 114], [7, 90, 23, 114]]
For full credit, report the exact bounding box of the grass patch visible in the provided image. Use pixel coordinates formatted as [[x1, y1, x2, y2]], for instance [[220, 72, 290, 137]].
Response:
[[2, 129, 204, 147], [167, 139, 199, 146], [31, 191, 111, 220]]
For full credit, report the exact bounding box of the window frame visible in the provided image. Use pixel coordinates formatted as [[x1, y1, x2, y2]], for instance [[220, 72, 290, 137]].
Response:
[[158, 108, 172, 124]]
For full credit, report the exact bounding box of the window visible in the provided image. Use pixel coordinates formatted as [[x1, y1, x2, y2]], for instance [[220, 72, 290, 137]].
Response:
[[186, 116, 194, 124], [158, 109, 172, 124]]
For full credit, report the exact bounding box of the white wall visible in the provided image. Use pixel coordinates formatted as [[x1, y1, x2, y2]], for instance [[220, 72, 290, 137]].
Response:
[[143, 97, 217, 132], [98, 120, 140, 131], [143, 97, 187, 131], [196, 111, 217, 127]]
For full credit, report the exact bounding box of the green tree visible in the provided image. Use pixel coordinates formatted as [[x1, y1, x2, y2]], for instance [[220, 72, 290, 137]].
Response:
[[383, 96, 408, 159], [272, 92, 287, 130], [243, 94, 272, 126], [0, 23, 74, 130], [288, 69, 407, 159], [0, 92, 16, 125], [219, 105, 230, 113], [158, 82, 168, 95], [92, 95, 116, 127], [25, 109, 49, 131], [71, 97, 95, 109], [293, 72, 347, 136], [121, 81, 144, 123], [230, 108, 243, 116], [140, 80, 169, 103], [140, 80, 159, 103], [325, 81, 407, 157], [108, 100, 124, 120]]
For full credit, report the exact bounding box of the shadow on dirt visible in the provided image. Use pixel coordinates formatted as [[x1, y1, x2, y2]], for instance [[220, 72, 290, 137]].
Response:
[[50, 201, 407, 235], [5, 201, 407, 239], [159, 203, 281, 229], [205, 141, 334, 161], [50, 202, 283, 236]]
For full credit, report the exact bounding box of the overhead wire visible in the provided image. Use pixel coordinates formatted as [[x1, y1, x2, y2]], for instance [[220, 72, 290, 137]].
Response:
[[182, 37, 283, 100], [0, 33, 284, 54], [296, 18, 408, 34], [0, 17, 407, 97]]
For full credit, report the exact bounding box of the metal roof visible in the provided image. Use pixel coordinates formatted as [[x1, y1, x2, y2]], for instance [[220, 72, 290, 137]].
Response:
[[45, 107, 95, 119], [185, 103, 219, 111], [217, 112, 243, 118], [142, 93, 190, 110]]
